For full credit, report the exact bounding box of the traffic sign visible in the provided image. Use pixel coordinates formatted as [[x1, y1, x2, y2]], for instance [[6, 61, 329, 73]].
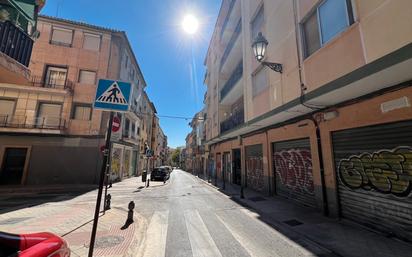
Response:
[[111, 114, 122, 142], [112, 116, 121, 132], [94, 79, 131, 112]]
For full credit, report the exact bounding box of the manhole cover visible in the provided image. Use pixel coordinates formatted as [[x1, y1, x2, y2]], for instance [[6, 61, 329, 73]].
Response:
[[95, 235, 124, 249], [248, 196, 266, 202], [0, 217, 32, 225], [283, 219, 304, 227]]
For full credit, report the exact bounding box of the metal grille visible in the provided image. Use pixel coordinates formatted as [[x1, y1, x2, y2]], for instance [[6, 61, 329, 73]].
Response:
[[332, 120, 412, 241], [0, 21, 33, 67], [273, 138, 316, 208]]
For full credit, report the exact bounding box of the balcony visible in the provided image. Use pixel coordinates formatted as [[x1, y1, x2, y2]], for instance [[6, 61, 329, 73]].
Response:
[[30, 76, 75, 93], [220, 19, 242, 71], [0, 21, 34, 67], [220, 108, 244, 134], [0, 115, 67, 130], [220, 61, 242, 103]]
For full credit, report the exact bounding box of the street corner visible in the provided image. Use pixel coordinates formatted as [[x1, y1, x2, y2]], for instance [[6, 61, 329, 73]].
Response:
[[64, 208, 147, 257]]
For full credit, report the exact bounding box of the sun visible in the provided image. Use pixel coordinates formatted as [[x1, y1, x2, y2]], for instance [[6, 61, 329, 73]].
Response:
[[182, 14, 199, 35]]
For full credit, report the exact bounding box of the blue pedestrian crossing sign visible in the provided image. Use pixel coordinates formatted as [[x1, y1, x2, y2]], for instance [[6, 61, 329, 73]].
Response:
[[94, 79, 132, 112]]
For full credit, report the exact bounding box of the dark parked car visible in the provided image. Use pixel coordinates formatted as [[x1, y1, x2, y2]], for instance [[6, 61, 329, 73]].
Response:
[[151, 167, 169, 181]]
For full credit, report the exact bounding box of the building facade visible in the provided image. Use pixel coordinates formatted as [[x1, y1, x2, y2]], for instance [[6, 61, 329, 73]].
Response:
[[0, 15, 146, 185], [201, 0, 412, 241]]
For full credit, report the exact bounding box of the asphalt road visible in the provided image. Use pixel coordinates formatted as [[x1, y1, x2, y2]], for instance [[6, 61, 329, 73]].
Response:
[[131, 169, 318, 257]]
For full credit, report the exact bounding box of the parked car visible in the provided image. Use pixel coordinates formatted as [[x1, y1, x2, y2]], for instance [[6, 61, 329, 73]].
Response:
[[0, 231, 70, 257], [151, 167, 169, 181]]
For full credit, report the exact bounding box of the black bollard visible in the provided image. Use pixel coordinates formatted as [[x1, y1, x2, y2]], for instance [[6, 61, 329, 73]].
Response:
[[240, 186, 245, 199], [105, 194, 111, 210], [146, 178, 150, 187], [127, 201, 135, 223]]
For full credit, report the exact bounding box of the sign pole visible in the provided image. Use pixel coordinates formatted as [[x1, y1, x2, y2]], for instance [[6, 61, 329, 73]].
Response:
[[88, 111, 114, 257]]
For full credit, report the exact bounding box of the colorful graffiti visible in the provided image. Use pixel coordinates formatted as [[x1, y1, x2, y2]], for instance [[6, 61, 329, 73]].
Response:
[[246, 156, 264, 192], [111, 147, 122, 181], [338, 147, 412, 197], [273, 149, 314, 195]]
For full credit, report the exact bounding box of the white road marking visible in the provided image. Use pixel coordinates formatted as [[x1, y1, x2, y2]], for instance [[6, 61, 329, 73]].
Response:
[[216, 212, 279, 257], [142, 211, 169, 257], [184, 210, 223, 257]]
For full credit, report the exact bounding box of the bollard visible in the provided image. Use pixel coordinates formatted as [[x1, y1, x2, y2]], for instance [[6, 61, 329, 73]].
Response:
[[105, 194, 111, 210], [240, 186, 245, 199], [146, 178, 150, 187], [108, 181, 112, 188], [127, 201, 135, 223]]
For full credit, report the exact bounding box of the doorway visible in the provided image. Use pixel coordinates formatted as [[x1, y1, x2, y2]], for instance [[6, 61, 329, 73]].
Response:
[[0, 148, 28, 185], [232, 149, 241, 185]]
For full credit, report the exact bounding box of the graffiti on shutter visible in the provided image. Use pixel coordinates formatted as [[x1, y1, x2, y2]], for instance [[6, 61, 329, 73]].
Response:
[[273, 138, 316, 208], [333, 120, 412, 240], [338, 147, 412, 197], [245, 144, 264, 192]]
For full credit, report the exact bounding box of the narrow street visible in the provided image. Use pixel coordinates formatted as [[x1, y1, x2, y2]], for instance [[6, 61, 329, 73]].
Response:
[[133, 170, 325, 257]]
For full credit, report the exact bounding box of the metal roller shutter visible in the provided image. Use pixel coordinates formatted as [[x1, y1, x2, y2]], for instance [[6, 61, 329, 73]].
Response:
[[273, 138, 316, 208], [332, 120, 412, 240], [245, 144, 264, 192]]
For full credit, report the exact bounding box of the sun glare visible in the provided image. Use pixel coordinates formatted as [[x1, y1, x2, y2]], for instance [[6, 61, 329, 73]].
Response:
[[182, 14, 199, 35]]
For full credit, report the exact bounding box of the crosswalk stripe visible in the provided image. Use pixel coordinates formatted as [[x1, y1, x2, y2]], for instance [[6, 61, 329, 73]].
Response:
[[142, 211, 169, 257], [185, 210, 223, 257], [215, 211, 278, 257]]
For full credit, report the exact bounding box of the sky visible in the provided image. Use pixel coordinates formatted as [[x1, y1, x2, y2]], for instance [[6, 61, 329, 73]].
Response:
[[40, 0, 222, 148]]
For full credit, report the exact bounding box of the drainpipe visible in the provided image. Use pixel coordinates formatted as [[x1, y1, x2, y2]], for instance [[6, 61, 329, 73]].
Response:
[[293, 0, 328, 216], [310, 118, 329, 216]]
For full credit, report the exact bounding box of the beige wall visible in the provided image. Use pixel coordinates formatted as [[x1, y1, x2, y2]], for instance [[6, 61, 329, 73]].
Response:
[[205, 0, 412, 141]]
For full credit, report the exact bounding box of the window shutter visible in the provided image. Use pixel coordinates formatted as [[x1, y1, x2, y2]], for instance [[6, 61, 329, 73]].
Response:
[[252, 68, 268, 97], [51, 27, 73, 45], [83, 33, 101, 51], [79, 70, 96, 84]]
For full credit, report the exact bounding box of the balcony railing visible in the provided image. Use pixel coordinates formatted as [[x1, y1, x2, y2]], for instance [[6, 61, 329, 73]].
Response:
[[0, 21, 33, 67], [220, 61, 243, 101], [220, 19, 241, 70], [220, 0, 237, 39], [0, 115, 67, 130], [220, 108, 244, 134], [30, 76, 75, 92]]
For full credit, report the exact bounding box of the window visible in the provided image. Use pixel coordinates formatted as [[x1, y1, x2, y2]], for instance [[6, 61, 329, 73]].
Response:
[[45, 66, 67, 88], [302, 0, 354, 57], [251, 5, 264, 41], [124, 118, 130, 137], [252, 67, 268, 97], [37, 103, 62, 127], [83, 33, 101, 51], [72, 104, 92, 120], [0, 99, 15, 123], [78, 70, 96, 85], [51, 27, 73, 46]]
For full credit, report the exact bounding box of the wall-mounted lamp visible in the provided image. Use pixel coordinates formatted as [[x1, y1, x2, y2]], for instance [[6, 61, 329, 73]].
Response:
[[252, 32, 283, 73]]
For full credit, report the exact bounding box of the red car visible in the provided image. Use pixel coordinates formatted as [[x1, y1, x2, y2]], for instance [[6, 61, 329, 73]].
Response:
[[0, 231, 70, 257]]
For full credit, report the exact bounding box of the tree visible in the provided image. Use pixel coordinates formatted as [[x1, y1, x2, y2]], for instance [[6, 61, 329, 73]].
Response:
[[171, 148, 181, 166]]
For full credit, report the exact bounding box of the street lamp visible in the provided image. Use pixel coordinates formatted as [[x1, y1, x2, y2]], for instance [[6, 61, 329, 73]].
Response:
[[252, 32, 283, 73]]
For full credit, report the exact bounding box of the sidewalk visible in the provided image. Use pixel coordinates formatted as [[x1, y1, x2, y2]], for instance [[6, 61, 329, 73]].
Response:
[[0, 176, 159, 257], [194, 174, 412, 257]]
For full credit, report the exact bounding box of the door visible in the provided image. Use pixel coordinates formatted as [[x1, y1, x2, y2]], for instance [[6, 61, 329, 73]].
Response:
[[232, 149, 241, 185], [0, 148, 28, 185], [223, 152, 231, 183], [216, 153, 221, 180], [273, 138, 316, 208], [332, 120, 412, 240]]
